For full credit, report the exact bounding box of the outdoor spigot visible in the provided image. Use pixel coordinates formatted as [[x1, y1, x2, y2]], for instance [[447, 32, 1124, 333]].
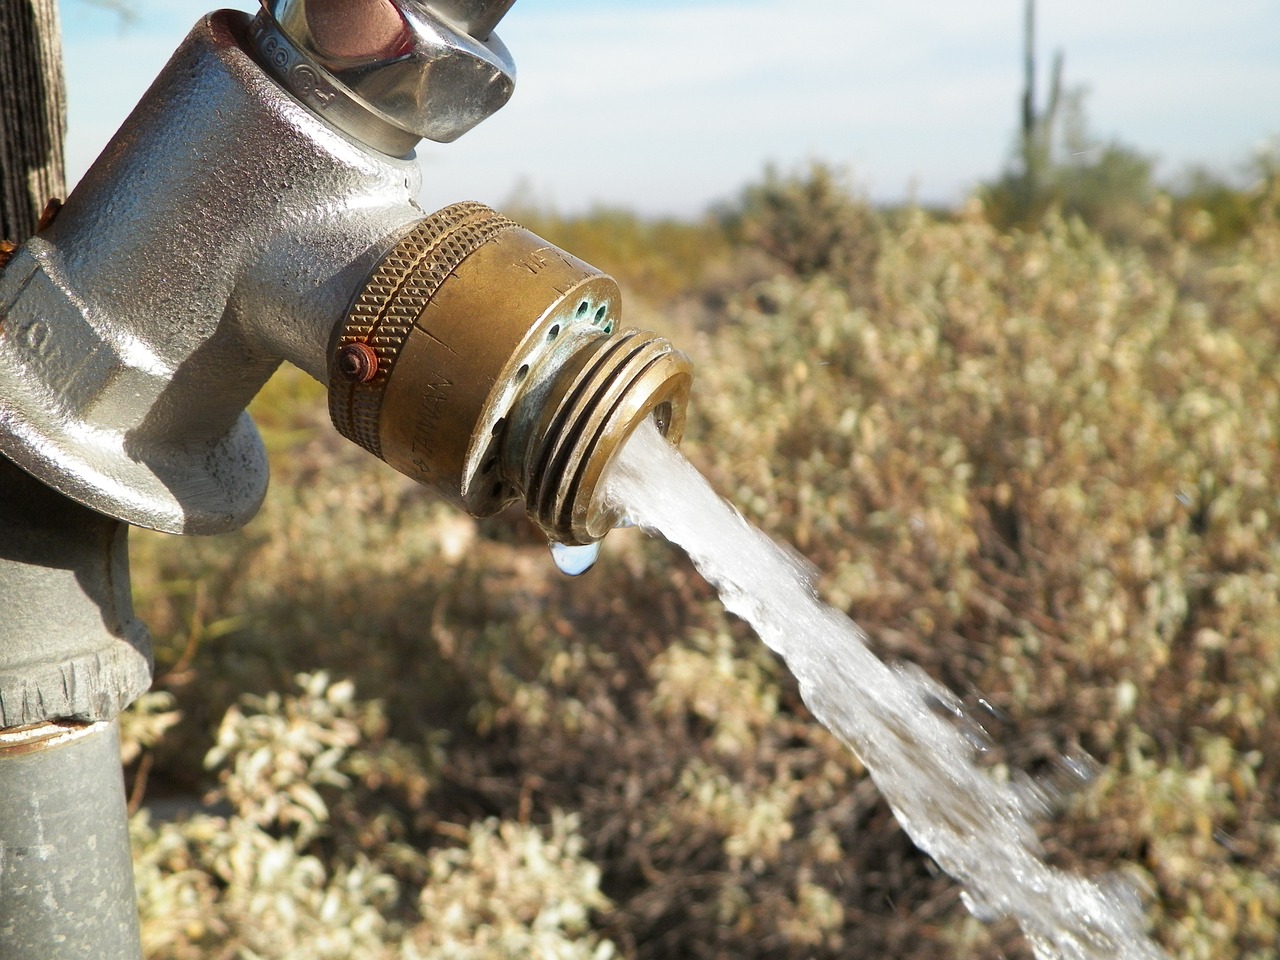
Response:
[[0, 9, 690, 958], [0, 6, 692, 547]]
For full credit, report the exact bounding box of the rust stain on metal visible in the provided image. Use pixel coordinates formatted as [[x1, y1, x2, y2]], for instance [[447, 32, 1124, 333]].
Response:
[[0, 720, 107, 757], [337, 342, 380, 383], [36, 197, 63, 233]]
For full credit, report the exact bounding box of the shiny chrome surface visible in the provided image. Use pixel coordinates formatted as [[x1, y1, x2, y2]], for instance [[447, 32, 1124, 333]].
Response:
[[254, 0, 517, 151], [420, 0, 517, 38]]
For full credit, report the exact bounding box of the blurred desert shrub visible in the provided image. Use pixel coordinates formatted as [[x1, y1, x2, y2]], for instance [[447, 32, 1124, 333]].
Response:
[[984, 139, 1157, 244], [684, 195, 1280, 957], [127, 166, 1280, 959], [1170, 145, 1280, 248], [504, 196, 728, 307], [132, 672, 614, 960], [718, 161, 880, 297]]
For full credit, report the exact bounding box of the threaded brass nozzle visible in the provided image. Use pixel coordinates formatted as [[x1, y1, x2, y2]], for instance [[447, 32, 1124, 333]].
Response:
[[328, 202, 692, 544]]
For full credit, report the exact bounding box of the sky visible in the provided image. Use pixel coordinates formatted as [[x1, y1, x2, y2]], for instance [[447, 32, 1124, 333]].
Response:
[[58, 0, 1280, 217]]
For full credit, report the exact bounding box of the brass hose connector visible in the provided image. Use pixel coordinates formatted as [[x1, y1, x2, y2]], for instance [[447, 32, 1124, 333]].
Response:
[[328, 202, 692, 545]]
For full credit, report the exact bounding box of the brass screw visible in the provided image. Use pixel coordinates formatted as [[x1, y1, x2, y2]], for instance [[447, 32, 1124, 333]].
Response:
[[337, 342, 380, 383]]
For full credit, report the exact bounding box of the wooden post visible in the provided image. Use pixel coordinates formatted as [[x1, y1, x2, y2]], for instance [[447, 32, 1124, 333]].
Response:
[[0, 0, 66, 244]]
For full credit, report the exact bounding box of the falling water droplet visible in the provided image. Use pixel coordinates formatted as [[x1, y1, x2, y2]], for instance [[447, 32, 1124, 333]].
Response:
[[550, 540, 602, 576]]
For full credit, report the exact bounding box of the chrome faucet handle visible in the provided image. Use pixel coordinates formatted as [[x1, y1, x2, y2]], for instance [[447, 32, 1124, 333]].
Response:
[[251, 0, 517, 154]]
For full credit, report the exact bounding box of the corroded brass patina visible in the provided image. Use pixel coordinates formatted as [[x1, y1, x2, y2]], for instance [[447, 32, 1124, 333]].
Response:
[[328, 202, 692, 545]]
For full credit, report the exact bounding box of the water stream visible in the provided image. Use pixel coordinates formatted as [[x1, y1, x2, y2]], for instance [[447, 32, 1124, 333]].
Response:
[[603, 421, 1166, 960]]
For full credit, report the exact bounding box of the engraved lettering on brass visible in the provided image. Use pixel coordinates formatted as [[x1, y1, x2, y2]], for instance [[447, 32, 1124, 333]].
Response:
[[409, 375, 453, 469]]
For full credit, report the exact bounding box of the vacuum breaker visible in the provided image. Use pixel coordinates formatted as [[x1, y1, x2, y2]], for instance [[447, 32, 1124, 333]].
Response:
[[0, 0, 692, 547]]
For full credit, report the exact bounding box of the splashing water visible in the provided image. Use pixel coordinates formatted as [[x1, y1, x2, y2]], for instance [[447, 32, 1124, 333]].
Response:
[[604, 421, 1165, 960]]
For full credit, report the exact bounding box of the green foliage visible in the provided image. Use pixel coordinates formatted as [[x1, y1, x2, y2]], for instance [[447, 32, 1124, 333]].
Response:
[[1055, 140, 1157, 240], [412, 813, 615, 960], [1170, 147, 1280, 247], [128, 170, 1280, 959], [984, 37, 1276, 248], [1169, 167, 1256, 246], [1008, 0, 1065, 227], [686, 202, 1280, 957], [986, 2, 1159, 241]]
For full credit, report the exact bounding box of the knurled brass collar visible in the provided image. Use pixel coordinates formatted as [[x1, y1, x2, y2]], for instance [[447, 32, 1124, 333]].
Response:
[[328, 202, 518, 460]]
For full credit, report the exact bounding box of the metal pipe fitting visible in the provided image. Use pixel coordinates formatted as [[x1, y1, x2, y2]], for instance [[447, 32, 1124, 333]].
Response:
[[329, 202, 691, 545], [0, 453, 151, 727], [0, 11, 424, 534], [0, 719, 142, 959], [0, 6, 689, 958], [422, 0, 518, 38]]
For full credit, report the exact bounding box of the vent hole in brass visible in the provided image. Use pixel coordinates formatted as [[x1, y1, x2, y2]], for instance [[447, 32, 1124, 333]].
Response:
[[653, 401, 673, 436]]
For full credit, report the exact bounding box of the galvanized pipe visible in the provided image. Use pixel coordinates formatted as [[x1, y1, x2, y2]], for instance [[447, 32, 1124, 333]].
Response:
[[0, 445, 150, 728], [0, 719, 141, 959], [0, 453, 148, 956]]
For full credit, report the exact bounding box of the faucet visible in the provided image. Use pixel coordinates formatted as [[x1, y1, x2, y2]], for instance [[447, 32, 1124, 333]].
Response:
[[0, 0, 691, 543], [0, 2, 691, 956]]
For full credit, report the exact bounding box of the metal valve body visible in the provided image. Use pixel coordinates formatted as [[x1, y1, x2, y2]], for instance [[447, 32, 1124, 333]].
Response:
[[0, 6, 691, 544], [0, 10, 424, 534]]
